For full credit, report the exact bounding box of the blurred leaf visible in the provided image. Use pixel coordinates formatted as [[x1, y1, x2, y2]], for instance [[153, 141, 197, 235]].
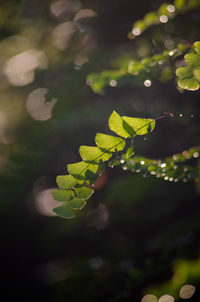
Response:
[[128, 61, 145, 75], [178, 77, 200, 90], [194, 41, 200, 54], [193, 68, 200, 81], [176, 66, 193, 79], [185, 53, 200, 68]]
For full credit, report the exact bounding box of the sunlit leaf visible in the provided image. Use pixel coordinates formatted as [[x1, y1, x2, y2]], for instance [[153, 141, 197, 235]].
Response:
[[95, 133, 125, 152], [178, 77, 200, 90], [69, 198, 87, 209], [79, 145, 112, 163], [53, 204, 75, 219], [122, 116, 155, 136], [194, 41, 200, 55], [52, 189, 74, 202], [67, 161, 99, 181], [56, 174, 76, 189], [74, 186, 93, 200], [108, 111, 129, 138], [185, 53, 200, 68]]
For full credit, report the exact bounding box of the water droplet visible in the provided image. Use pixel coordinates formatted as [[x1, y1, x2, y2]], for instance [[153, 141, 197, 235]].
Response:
[[193, 152, 199, 158], [167, 5, 175, 13], [132, 27, 141, 36], [159, 15, 168, 23], [141, 160, 145, 165], [190, 114, 194, 118], [110, 79, 117, 87], [120, 159, 125, 164], [144, 79, 152, 87], [180, 113, 183, 117]]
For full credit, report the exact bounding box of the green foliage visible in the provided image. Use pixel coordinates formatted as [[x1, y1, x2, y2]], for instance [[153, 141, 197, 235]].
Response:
[[123, 147, 200, 182], [87, 45, 189, 94], [129, 0, 200, 39], [53, 111, 156, 218], [176, 41, 200, 90]]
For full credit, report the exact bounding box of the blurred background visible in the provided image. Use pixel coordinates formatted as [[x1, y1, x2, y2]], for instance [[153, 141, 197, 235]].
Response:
[[1, 0, 200, 301]]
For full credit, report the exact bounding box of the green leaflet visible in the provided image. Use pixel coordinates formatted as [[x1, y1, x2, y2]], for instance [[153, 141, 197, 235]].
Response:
[[108, 111, 130, 138], [122, 116, 155, 136], [193, 68, 200, 81], [95, 133, 125, 152], [126, 146, 135, 158], [176, 66, 193, 79], [74, 186, 93, 200], [178, 78, 199, 91], [53, 204, 75, 219], [79, 145, 112, 163], [67, 161, 99, 183], [56, 174, 76, 189], [185, 53, 200, 68], [176, 41, 200, 91], [52, 189, 74, 202], [194, 41, 200, 55], [69, 198, 87, 209]]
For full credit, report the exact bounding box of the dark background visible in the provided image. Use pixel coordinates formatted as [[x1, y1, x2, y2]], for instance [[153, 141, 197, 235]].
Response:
[[0, 0, 200, 301]]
